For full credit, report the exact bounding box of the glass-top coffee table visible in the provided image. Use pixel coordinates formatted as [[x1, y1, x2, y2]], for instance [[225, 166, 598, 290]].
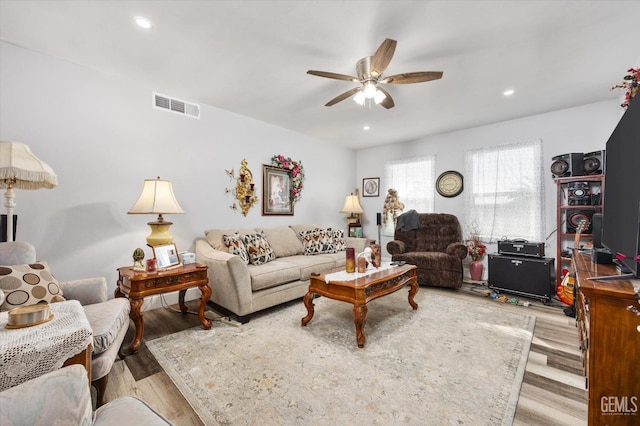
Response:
[[301, 263, 418, 348]]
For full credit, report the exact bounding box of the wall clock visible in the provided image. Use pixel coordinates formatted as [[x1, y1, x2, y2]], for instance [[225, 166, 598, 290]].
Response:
[[436, 171, 464, 197]]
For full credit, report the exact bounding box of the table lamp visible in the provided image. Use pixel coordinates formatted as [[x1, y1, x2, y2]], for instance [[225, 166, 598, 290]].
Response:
[[0, 141, 57, 242], [128, 177, 184, 246], [340, 193, 364, 225]]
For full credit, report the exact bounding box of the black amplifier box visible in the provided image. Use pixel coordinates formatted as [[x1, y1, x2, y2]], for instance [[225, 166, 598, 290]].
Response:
[[488, 254, 555, 303], [497, 239, 545, 258]]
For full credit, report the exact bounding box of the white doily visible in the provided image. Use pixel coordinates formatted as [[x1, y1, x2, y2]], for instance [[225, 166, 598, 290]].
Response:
[[323, 262, 399, 282], [0, 299, 93, 391]]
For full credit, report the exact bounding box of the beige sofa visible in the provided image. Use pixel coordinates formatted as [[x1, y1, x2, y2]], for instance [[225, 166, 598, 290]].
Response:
[[195, 224, 368, 322]]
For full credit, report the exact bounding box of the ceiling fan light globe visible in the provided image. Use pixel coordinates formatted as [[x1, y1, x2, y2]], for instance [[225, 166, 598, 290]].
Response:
[[374, 89, 386, 104], [363, 82, 377, 98], [354, 91, 366, 105]]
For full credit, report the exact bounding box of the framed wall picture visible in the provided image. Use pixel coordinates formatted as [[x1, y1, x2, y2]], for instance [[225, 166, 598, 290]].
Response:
[[262, 165, 294, 215], [362, 177, 380, 197], [153, 243, 181, 270]]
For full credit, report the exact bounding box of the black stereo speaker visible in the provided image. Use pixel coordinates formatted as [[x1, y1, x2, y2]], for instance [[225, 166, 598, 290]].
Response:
[[567, 181, 591, 206], [551, 153, 584, 178], [592, 212, 603, 248], [488, 254, 555, 303], [566, 210, 593, 234], [583, 150, 605, 175]]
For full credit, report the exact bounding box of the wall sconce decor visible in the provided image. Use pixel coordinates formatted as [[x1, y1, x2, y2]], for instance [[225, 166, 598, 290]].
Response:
[[225, 159, 258, 216]]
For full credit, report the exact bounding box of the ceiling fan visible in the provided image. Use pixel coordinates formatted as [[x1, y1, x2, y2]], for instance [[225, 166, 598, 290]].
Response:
[[307, 38, 443, 109]]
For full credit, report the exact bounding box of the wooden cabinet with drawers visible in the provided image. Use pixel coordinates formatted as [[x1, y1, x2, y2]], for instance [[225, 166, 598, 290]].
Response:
[[574, 252, 640, 425]]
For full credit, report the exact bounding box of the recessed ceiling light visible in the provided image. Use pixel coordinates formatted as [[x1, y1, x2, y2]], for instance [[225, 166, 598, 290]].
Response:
[[134, 16, 152, 29], [503, 89, 515, 96], [363, 125, 370, 131]]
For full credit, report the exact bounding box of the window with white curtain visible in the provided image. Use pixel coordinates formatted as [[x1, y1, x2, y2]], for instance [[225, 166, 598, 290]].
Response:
[[382, 156, 436, 235], [464, 139, 544, 243]]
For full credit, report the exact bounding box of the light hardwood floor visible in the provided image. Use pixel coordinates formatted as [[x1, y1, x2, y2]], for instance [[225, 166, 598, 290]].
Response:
[[105, 284, 587, 425]]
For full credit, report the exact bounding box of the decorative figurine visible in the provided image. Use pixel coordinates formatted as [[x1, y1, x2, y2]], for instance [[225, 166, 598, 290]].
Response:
[[382, 188, 405, 228], [358, 247, 373, 268], [132, 247, 145, 271]]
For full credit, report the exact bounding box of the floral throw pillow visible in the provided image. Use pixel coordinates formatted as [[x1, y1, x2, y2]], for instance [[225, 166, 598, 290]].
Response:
[[0, 262, 65, 312], [222, 233, 250, 265], [332, 229, 346, 252], [243, 231, 276, 265], [299, 228, 335, 255]]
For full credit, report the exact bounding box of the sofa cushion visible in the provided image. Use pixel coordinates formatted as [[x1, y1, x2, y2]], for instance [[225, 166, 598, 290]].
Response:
[[82, 297, 130, 356], [258, 227, 304, 258], [244, 231, 276, 266], [323, 252, 347, 268], [0, 262, 65, 312], [299, 228, 335, 255], [248, 260, 301, 291], [222, 233, 250, 265], [280, 255, 337, 281], [205, 228, 257, 251], [332, 229, 346, 252]]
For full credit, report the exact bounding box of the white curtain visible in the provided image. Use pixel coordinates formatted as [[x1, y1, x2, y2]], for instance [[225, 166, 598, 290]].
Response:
[[464, 139, 545, 243], [382, 156, 435, 235]]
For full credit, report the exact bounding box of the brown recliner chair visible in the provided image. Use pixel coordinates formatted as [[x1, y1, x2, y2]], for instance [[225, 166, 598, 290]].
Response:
[[386, 212, 467, 288]]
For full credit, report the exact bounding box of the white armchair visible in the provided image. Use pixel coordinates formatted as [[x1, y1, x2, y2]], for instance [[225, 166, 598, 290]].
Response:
[[0, 241, 130, 407], [0, 365, 171, 425]]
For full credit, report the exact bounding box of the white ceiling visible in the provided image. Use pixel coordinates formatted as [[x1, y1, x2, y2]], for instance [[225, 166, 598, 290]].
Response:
[[1, 1, 639, 149]]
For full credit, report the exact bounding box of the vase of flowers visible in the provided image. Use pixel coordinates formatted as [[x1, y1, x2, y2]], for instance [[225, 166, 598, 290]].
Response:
[[467, 234, 487, 281]]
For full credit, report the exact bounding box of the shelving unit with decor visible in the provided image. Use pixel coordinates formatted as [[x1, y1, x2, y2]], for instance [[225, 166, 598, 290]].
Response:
[[555, 174, 604, 286]]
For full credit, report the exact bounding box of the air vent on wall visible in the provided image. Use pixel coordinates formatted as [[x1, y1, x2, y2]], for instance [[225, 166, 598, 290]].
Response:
[[153, 92, 200, 119]]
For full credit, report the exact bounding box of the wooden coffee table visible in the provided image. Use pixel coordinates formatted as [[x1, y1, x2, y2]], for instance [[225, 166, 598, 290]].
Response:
[[301, 264, 418, 348]]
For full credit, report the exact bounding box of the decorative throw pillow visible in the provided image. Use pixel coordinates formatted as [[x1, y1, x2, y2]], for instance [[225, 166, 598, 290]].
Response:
[[0, 262, 65, 312], [222, 233, 250, 265], [299, 228, 335, 255], [332, 229, 346, 252], [243, 231, 276, 265]]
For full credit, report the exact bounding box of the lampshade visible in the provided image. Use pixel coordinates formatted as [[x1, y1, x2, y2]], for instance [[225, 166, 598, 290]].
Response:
[[128, 177, 184, 246], [0, 141, 57, 242], [0, 142, 57, 190], [340, 194, 364, 215]]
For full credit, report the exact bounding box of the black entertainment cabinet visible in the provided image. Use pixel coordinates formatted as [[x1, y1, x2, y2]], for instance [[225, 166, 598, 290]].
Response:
[[488, 254, 555, 303]]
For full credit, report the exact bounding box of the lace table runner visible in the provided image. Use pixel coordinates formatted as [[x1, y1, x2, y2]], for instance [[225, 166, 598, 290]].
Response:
[[0, 299, 93, 391], [323, 262, 399, 282]]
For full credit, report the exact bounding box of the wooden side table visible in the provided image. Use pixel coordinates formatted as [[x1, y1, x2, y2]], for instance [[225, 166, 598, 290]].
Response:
[[115, 263, 211, 354]]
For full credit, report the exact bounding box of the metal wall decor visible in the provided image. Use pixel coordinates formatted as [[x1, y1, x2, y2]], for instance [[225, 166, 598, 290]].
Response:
[[225, 159, 258, 216]]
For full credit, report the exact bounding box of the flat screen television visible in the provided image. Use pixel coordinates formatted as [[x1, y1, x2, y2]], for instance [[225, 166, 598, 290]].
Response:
[[601, 96, 640, 278]]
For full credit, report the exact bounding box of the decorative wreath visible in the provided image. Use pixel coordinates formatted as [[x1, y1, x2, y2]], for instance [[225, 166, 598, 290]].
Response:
[[271, 155, 305, 203]]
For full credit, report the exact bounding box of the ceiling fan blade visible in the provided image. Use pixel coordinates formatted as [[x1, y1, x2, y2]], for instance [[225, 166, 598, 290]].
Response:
[[370, 38, 397, 77], [325, 87, 362, 106], [380, 71, 443, 84], [307, 70, 360, 83], [376, 87, 395, 109]]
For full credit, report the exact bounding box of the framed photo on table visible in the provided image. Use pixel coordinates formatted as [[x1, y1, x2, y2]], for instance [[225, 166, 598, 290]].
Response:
[[362, 177, 380, 197], [262, 165, 294, 215], [349, 224, 363, 238], [153, 243, 181, 270]]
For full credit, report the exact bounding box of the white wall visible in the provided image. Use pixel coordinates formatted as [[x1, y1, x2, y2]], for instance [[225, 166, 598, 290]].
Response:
[[0, 42, 355, 294], [356, 98, 622, 268], [0, 41, 625, 293]]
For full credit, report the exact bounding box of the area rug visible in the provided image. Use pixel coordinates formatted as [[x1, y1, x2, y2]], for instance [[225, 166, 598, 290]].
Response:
[[147, 291, 534, 425]]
